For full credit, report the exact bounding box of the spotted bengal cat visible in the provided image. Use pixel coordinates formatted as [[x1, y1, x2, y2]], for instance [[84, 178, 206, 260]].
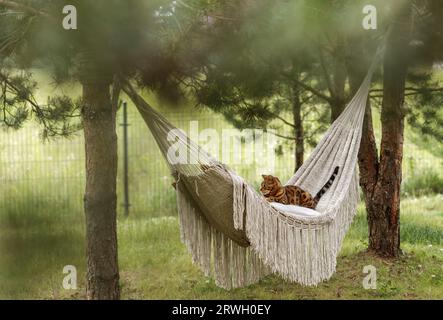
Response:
[[260, 167, 339, 209]]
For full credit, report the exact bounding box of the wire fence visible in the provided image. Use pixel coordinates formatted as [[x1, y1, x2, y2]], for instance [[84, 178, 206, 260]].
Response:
[[0, 104, 441, 219], [0, 105, 288, 218]]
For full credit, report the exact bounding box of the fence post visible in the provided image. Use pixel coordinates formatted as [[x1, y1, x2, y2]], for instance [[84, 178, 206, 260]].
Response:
[[121, 101, 130, 217]]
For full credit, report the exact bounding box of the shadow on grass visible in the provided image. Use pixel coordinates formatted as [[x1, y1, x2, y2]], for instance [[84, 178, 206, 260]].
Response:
[[0, 196, 85, 299]]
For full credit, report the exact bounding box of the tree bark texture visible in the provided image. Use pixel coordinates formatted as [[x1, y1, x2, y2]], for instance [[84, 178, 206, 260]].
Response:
[[82, 78, 120, 299], [292, 82, 304, 172]]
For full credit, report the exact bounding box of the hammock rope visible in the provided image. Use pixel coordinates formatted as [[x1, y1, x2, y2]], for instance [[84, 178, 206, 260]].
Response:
[[121, 48, 383, 289]]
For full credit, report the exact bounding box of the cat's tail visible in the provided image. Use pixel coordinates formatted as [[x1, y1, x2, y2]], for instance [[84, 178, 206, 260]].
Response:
[[314, 166, 339, 203]]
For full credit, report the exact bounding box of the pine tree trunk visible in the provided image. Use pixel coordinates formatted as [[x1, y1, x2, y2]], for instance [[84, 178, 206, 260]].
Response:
[[292, 83, 304, 172], [81, 79, 120, 299], [346, 39, 381, 254], [349, 2, 411, 257], [367, 3, 411, 257]]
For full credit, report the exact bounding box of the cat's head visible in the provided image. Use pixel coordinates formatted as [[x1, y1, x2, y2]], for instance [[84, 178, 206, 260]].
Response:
[[260, 175, 282, 196]]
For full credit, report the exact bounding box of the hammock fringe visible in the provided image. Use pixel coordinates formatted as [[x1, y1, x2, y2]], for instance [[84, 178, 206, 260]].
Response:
[[177, 185, 269, 289], [228, 171, 360, 286]]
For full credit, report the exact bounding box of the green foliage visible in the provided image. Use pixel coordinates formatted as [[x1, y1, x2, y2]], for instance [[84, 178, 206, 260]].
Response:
[[174, 1, 336, 163], [0, 66, 81, 137], [1, 0, 170, 78], [402, 168, 443, 197], [169, 0, 443, 172], [407, 88, 443, 142], [0, 0, 196, 137]]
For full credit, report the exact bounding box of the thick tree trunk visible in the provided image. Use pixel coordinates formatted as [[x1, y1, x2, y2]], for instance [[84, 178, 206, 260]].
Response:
[[346, 38, 381, 252], [292, 83, 304, 172], [367, 4, 411, 257], [349, 2, 411, 257], [367, 64, 407, 254], [81, 78, 120, 299]]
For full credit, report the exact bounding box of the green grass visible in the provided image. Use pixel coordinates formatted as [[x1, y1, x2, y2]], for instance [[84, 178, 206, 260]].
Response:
[[0, 195, 442, 300]]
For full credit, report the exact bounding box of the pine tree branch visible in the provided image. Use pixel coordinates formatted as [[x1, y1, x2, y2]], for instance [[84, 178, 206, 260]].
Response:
[[370, 87, 443, 93], [268, 111, 295, 128], [282, 73, 334, 104], [304, 125, 326, 141], [403, 90, 443, 96], [0, 71, 70, 135], [370, 87, 443, 99], [265, 130, 294, 140]]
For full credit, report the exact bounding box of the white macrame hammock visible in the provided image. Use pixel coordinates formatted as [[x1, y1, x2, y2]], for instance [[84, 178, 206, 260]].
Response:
[[122, 50, 381, 289]]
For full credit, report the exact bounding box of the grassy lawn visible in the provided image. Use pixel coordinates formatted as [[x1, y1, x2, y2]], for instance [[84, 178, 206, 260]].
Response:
[[0, 195, 442, 300]]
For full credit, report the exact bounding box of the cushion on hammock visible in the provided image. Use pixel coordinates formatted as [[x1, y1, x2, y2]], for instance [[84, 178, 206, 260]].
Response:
[[269, 202, 321, 217]]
